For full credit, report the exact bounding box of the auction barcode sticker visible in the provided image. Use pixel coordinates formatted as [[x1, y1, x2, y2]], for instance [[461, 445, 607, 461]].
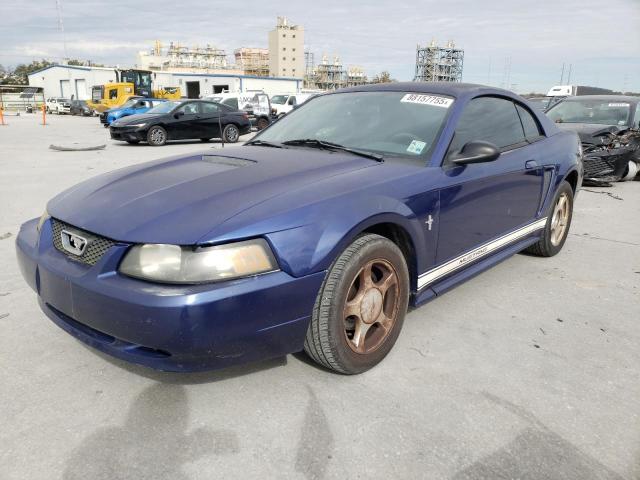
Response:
[[401, 94, 453, 108]]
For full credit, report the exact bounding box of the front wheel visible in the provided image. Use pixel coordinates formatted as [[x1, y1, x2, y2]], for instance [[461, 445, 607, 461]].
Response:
[[304, 234, 410, 374], [525, 181, 574, 257], [256, 117, 270, 130], [146, 126, 167, 146], [222, 124, 240, 143]]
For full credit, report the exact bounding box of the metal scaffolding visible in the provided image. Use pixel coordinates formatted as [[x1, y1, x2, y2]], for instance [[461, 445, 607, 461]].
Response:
[[304, 55, 368, 90], [414, 40, 464, 82], [234, 48, 269, 77]]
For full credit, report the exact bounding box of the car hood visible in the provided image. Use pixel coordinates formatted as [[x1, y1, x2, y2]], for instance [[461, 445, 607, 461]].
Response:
[[112, 113, 158, 125], [47, 147, 376, 244], [556, 123, 629, 144]]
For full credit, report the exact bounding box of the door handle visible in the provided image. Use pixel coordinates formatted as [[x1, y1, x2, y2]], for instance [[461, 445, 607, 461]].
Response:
[[525, 160, 538, 169]]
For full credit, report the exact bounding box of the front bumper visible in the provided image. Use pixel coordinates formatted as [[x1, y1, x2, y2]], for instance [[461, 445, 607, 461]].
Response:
[[16, 218, 325, 372], [110, 127, 146, 142]]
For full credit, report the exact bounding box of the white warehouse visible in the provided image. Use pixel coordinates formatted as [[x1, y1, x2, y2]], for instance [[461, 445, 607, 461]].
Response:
[[28, 64, 302, 100]]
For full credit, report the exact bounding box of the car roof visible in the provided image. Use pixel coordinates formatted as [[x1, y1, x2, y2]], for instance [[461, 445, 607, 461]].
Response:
[[337, 81, 516, 99]]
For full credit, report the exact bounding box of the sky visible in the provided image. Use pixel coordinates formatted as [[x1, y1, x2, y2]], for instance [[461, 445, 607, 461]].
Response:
[[1, 0, 639, 93]]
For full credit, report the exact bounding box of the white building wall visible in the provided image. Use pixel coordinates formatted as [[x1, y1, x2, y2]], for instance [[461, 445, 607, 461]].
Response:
[[28, 66, 117, 100], [29, 65, 301, 100]]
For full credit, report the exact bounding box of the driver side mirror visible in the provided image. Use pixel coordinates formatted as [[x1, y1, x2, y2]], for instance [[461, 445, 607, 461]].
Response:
[[449, 141, 500, 165], [174, 110, 185, 119]]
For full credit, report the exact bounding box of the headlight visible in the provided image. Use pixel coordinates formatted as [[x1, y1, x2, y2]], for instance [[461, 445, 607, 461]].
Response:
[[37, 210, 50, 232], [127, 122, 147, 128], [119, 239, 278, 284]]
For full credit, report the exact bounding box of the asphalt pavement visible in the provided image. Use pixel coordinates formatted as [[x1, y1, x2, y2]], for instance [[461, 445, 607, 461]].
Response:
[[0, 113, 638, 479]]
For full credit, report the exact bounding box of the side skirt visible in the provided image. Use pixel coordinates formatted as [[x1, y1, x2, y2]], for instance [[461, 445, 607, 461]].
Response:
[[413, 236, 540, 307]]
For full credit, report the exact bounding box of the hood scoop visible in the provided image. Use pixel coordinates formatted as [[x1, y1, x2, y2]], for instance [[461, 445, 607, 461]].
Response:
[[201, 155, 257, 168]]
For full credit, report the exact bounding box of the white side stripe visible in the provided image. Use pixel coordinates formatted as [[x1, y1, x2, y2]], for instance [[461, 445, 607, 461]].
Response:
[[417, 218, 548, 290]]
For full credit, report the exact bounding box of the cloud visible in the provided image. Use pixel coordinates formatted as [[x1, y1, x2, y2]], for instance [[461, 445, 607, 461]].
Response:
[[0, 0, 638, 92]]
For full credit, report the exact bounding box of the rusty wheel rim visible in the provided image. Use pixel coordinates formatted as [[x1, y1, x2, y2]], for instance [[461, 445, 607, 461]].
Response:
[[550, 192, 569, 246], [343, 259, 400, 354]]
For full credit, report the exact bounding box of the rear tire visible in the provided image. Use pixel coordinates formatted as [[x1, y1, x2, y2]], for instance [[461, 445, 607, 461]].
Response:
[[256, 117, 270, 130], [222, 124, 240, 143], [146, 126, 167, 146], [304, 234, 410, 374], [621, 161, 638, 181], [525, 181, 573, 257]]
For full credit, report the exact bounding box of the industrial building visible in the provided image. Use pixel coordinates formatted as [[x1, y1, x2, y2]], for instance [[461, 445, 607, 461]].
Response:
[[136, 41, 237, 73], [304, 55, 368, 90], [414, 40, 464, 82], [268, 17, 305, 78], [234, 48, 270, 77], [27, 64, 301, 100]]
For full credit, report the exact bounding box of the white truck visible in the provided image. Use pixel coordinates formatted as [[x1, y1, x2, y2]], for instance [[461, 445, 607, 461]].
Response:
[[546, 85, 614, 97], [269, 93, 315, 118], [45, 97, 71, 114], [205, 91, 272, 130]]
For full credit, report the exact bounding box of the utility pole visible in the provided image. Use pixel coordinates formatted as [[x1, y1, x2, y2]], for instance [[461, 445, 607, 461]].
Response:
[[55, 0, 68, 61], [567, 64, 572, 84], [560, 63, 565, 84]]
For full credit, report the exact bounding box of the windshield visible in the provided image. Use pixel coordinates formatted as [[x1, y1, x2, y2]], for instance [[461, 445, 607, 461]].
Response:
[[547, 99, 632, 126], [120, 99, 140, 109], [147, 101, 181, 114], [256, 91, 453, 160], [271, 95, 288, 105]]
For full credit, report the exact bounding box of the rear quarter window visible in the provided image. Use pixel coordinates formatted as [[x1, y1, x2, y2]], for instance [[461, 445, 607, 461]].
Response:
[[516, 104, 544, 141]]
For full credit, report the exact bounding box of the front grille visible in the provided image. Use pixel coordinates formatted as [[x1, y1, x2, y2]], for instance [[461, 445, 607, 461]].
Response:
[[51, 219, 116, 265], [583, 155, 614, 178]]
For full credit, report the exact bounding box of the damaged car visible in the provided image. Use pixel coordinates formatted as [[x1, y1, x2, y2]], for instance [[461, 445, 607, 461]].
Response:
[[546, 95, 640, 185]]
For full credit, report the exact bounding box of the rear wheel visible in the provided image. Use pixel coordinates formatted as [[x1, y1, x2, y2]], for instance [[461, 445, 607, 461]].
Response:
[[304, 234, 409, 374], [147, 126, 167, 146], [256, 117, 270, 130], [525, 181, 573, 257], [223, 124, 240, 143]]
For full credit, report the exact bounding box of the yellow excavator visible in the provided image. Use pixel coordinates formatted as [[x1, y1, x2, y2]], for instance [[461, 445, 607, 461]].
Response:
[[87, 69, 181, 113]]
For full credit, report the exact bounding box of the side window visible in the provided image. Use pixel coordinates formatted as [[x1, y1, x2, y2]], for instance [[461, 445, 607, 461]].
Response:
[[201, 102, 220, 114], [222, 98, 239, 110], [448, 97, 526, 155], [108, 89, 118, 100], [516, 104, 543, 142], [177, 103, 199, 115]]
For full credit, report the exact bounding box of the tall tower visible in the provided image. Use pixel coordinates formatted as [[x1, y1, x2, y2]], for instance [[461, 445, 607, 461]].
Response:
[[268, 17, 305, 78], [414, 40, 464, 82]]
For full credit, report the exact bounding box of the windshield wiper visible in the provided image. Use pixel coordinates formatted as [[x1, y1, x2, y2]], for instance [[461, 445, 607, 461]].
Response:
[[245, 139, 285, 148], [282, 139, 384, 162]]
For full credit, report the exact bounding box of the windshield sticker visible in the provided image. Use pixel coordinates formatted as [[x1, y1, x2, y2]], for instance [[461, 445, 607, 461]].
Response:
[[401, 94, 453, 108], [407, 140, 427, 154], [608, 103, 629, 107]]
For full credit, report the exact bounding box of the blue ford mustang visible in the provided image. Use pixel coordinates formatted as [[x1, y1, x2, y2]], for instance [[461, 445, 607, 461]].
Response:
[[16, 83, 582, 374]]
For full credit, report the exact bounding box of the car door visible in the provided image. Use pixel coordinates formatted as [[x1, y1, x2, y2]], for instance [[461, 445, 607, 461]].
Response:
[[196, 102, 223, 139], [434, 96, 545, 266], [168, 102, 201, 139]]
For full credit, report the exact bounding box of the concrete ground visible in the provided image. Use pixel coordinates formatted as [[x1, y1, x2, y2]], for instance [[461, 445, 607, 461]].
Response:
[[0, 113, 638, 480]]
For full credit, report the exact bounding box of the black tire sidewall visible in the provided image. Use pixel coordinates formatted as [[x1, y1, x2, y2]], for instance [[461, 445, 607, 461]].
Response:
[[541, 181, 574, 256], [321, 236, 409, 373], [147, 126, 167, 146], [223, 124, 239, 143]]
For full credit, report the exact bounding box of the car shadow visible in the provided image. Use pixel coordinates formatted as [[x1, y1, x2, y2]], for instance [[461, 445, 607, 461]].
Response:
[[77, 341, 288, 385], [62, 383, 240, 480]]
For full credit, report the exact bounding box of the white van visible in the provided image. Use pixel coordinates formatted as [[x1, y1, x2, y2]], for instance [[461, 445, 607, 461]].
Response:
[[270, 93, 314, 118], [205, 92, 271, 130]]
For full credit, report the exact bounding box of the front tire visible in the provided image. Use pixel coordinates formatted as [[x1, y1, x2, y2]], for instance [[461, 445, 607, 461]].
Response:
[[147, 126, 167, 146], [256, 117, 270, 130], [304, 234, 410, 374], [525, 181, 574, 257], [222, 124, 240, 143]]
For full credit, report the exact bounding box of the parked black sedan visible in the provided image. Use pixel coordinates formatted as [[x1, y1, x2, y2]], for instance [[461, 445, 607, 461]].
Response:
[[109, 100, 251, 146], [70, 100, 95, 116]]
